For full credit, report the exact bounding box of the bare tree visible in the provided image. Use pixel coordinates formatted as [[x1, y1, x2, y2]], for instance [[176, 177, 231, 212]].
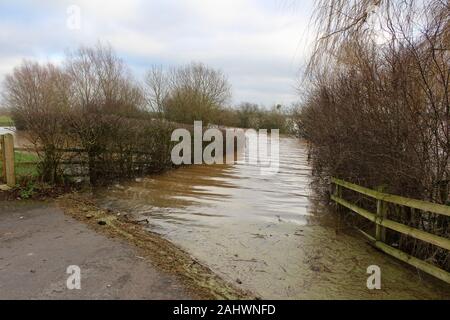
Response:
[[145, 62, 232, 125], [2, 43, 175, 185], [299, 0, 450, 270], [2, 61, 70, 182], [64, 43, 146, 184], [144, 65, 169, 115]]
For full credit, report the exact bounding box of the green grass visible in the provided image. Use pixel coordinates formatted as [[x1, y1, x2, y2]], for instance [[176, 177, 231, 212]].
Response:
[[0, 115, 14, 126], [0, 151, 40, 178]]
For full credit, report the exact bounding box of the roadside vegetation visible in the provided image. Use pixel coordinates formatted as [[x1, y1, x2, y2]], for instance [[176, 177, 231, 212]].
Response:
[[2, 44, 176, 186], [0, 151, 53, 200], [297, 0, 449, 271]]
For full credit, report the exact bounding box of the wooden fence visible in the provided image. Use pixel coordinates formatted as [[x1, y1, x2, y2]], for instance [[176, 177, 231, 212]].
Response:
[[0, 126, 239, 188], [0, 133, 82, 188], [331, 177, 450, 284]]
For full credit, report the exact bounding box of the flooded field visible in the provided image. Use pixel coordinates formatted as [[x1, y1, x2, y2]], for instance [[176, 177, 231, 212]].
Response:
[[65, 137, 450, 299], [0, 127, 30, 147]]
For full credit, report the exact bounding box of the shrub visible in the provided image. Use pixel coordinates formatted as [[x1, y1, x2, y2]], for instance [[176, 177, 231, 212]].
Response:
[[299, 0, 450, 270], [2, 44, 175, 185]]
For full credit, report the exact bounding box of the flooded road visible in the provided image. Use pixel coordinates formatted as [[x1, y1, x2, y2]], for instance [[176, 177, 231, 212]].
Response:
[[93, 137, 449, 299]]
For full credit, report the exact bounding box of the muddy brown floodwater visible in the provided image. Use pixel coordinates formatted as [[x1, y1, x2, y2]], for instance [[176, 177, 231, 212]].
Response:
[[91, 137, 449, 299]]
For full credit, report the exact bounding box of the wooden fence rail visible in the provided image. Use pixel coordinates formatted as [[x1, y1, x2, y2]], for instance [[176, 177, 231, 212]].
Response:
[[331, 177, 450, 284], [0, 134, 15, 188], [0, 134, 176, 185]]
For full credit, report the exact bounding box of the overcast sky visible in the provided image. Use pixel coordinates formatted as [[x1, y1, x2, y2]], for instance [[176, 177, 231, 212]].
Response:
[[0, 0, 315, 106]]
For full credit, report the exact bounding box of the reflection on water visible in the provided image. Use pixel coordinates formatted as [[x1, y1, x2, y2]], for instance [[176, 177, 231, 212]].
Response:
[[93, 137, 450, 299], [99, 138, 312, 227]]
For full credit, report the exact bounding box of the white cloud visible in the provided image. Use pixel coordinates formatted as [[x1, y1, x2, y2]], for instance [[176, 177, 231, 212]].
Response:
[[104, 29, 165, 57], [0, 0, 315, 106]]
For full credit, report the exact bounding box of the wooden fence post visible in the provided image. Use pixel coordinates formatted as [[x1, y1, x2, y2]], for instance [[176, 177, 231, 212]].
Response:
[[1, 135, 6, 182], [331, 177, 450, 284], [3, 134, 15, 187], [334, 183, 342, 199], [334, 183, 343, 232], [375, 186, 387, 242], [334, 183, 341, 208]]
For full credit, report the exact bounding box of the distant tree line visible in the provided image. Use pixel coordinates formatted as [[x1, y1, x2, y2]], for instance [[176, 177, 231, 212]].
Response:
[[145, 65, 291, 133]]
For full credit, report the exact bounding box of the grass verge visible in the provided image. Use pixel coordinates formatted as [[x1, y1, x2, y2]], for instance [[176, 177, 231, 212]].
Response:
[[0, 151, 39, 178]]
